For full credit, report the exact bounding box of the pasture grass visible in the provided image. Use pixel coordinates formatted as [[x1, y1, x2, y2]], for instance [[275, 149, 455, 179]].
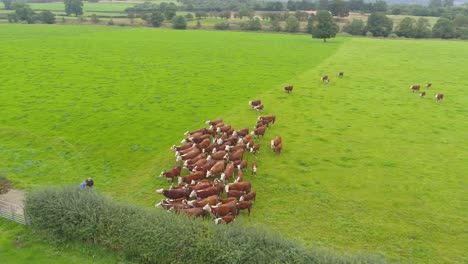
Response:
[[0, 24, 467, 263]]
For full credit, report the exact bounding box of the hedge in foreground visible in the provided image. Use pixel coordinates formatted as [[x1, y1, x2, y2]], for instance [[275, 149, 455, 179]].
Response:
[[25, 187, 386, 264]]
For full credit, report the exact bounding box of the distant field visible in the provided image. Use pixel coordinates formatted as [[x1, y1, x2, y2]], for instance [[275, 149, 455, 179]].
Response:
[[0, 25, 467, 263], [28, 2, 133, 12]]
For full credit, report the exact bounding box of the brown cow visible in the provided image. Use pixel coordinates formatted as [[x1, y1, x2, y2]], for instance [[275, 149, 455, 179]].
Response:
[[337, 72, 344, 77], [258, 115, 276, 126], [410, 85, 421, 92], [271, 136, 282, 151], [276, 143, 283, 154], [283, 85, 293, 93], [226, 182, 251, 193], [233, 128, 249, 137], [159, 165, 182, 182], [211, 150, 227, 160], [183, 153, 207, 167], [214, 214, 236, 224], [201, 159, 217, 172], [253, 104, 264, 112], [237, 160, 247, 171], [236, 201, 253, 216], [227, 143, 245, 153], [206, 160, 225, 177], [251, 127, 266, 138], [190, 186, 222, 199], [321, 75, 329, 83], [240, 191, 256, 202], [227, 190, 245, 199], [224, 149, 244, 161], [184, 128, 207, 137], [178, 171, 205, 184], [205, 118, 223, 126], [250, 143, 260, 155], [187, 195, 219, 207], [216, 125, 232, 134], [171, 142, 194, 151], [203, 202, 237, 217], [186, 181, 213, 192], [155, 197, 187, 208], [249, 100, 261, 107], [242, 134, 253, 144], [156, 188, 190, 199], [235, 170, 243, 183], [420, 91, 426, 98], [176, 146, 198, 157], [177, 148, 201, 161], [251, 161, 257, 176], [221, 163, 235, 181], [426, 83, 432, 88], [195, 138, 211, 151], [435, 93, 444, 103], [220, 197, 238, 204]]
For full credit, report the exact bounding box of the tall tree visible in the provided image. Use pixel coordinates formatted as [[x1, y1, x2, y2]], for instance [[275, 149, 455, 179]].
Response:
[[366, 12, 393, 37], [311, 10, 339, 42], [164, 3, 177, 20], [395, 17, 415, 38], [12, 2, 34, 23], [285, 15, 300, 32], [40, 10, 56, 24], [342, 19, 365, 35], [414, 17, 431, 38], [2, 0, 13, 10], [432, 17, 456, 38], [149, 11, 164, 27], [329, 0, 349, 17], [64, 0, 83, 16], [171, 15, 187, 29]]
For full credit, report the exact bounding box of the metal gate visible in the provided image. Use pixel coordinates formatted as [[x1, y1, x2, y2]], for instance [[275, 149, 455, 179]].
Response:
[[0, 199, 29, 225]]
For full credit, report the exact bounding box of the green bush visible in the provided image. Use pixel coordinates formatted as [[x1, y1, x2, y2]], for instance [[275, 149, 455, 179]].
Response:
[[214, 21, 230, 30], [25, 187, 386, 264]]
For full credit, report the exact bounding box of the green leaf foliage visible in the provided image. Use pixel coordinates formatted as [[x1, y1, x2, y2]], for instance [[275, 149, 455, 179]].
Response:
[[171, 15, 187, 29], [342, 19, 366, 36], [311, 10, 339, 42], [150, 11, 164, 27], [366, 12, 393, 37], [432, 17, 456, 38], [285, 15, 300, 32], [64, 0, 83, 16], [395, 17, 416, 38]]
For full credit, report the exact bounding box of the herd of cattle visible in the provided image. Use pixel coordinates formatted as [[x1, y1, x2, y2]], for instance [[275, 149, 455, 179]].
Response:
[[156, 115, 280, 224], [410, 83, 444, 103]]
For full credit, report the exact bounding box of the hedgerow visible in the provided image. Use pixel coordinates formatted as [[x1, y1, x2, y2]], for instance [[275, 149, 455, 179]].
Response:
[[25, 187, 386, 264]]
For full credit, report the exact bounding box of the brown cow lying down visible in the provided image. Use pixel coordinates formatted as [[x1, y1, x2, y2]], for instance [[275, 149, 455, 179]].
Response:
[[214, 214, 236, 224]]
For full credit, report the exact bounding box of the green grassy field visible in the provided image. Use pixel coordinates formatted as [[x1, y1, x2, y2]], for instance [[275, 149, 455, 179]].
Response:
[[0, 25, 467, 263], [28, 2, 134, 12]]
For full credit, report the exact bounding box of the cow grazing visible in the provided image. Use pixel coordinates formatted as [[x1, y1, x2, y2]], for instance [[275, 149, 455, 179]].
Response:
[[227, 143, 245, 153], [271, 136, 282, 151], [275, 143, 283, 154], [155, 197, 187, 208], [221, 163, 235, 181], [206, 160, 225, 177], [211, 150, 227, 160], [337, 72, 344, 77], [171, 142, 194, 152], [235, 170, 244, 183], [253, 104, 264, 112], [426, 83, 432, 88], [204, 202, 237, 218], [159, 165, 182, 182], [227, 190, 245, 199], [251, 126, 266, 138], [251, 161, 257, 176], [214, 214, 236, 224], [224, 149, 244, 162], [216, 125, 232, 134], [249, 100, 261, 107], [321, 75, 329, 83], [240, 191, 256, 202], [283, 85, 293, 93], [226, 182, 251, 193], [156, 188, 190, 199], [237, 160, 247, 171], [435, 93, 444, 103], [236, 201, 253, 216], [176, 146, 198, 157], [195, 138, 211, 151], [410, 85, 421, 92], [177, 148, 200, 161], [220, 197, 238, 204], [420, 91, 426, 98], [233, 128, 249, 137]]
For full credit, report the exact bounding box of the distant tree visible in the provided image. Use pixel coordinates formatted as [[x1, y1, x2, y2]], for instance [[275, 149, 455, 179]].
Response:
[[294, 11, 309, 22], [239, 6, 254, 19], [150, 11, 164, 27], [287, 0, 297, 11], [88, 0, 98, 2], [265, 1, 283, 11], [432, 17, 456, 38], [90, 13, 99, 23], [2, 0, 13, 10], [214, 21, 230, 30], [342, 19, 365, 35], [372, 0, 387, 12], [195, 11, 207, 19], [164, 3, 177, 20], [414, 17, 431, 38], [329, 0, 349, 17], [395, 17, 415, 37], [285, 15, 300, 32], [311, 10, 339, 42], [40, 10, 55, 24], [270, 17, 281, 31], [185, 13, 194, 20], [171, 15, 187, 29], [349, 0, 365, 11], [454, 14, 468, 27], [7, 13, 18, 23], [12, 2, 34, 23], [240, 17, 262, 31], [219, 10, 231, 19], [366, 12, 393, 37], [64, 0, 83, 16]]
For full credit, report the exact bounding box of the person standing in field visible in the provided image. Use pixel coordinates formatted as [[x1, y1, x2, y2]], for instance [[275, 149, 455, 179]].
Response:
[[79, 178, 94, 189]]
